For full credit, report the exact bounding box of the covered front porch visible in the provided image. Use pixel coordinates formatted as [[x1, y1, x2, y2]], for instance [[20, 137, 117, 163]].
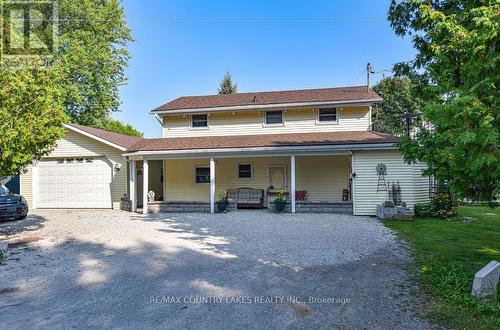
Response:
[[126, 154, 353, 214]]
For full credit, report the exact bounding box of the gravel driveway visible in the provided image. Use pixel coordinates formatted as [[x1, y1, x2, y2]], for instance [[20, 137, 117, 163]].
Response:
[[0, 210, 427, 329]]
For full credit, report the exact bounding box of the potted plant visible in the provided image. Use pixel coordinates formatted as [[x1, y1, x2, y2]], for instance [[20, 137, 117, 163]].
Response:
[[274, 190, 287, 213], [216, 192, 229, 212]]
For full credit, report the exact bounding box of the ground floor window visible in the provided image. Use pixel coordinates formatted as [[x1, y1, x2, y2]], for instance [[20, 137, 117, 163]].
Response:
[[195, 167, 210, 183], [238, 164, 252, 179]]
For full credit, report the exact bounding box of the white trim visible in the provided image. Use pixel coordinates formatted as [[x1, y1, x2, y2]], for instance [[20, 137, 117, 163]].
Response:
[[63, 124, 127, 151], [351, 153, 356, 215], [210, 158, 215, 214], [152, 99, 383, 115], [315, 107, 340, 125], [143, 160, 149, 214], [368, 106, 372, 130], [130, 160, 137, 212], [17, 175, 22, 196], [237, 163, 253, 180], [162, 161, 167, 202], [124, 143, 398, 159], [291, 156, 296, 213]]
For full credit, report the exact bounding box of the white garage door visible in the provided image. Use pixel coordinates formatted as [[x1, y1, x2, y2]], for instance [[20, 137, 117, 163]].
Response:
[[37, 157, 112, 209]]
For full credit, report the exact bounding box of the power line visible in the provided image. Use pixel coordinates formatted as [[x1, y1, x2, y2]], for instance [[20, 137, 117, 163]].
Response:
[[351, 68, 367, 86], [9, 18, 385, 24]]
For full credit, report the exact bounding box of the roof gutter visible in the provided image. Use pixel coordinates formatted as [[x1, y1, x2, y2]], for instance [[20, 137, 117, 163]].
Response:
[[150, 98, 383, 116], [123, 142, 397, 160]]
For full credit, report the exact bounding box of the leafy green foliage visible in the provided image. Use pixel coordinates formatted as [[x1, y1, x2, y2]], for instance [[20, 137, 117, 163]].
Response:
[[58, 0, 133, 126], [98, 118, 143, 137], [415, 184, 456, 218], [218, 72, 238, 95], [385, 206, 500, 329], [0, 249, 5, 264], [0, 0, 135, 177], [372, 77, 422, 134], [388, 0, 500, 202], [414, 202, 435, 217], [0, 68, 67, 178]]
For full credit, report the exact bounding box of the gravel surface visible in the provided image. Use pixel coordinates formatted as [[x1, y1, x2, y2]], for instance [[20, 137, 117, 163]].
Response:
[[0, 210, 428, 329]]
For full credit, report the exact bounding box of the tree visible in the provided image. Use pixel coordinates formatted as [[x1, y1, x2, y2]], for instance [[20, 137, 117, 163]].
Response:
[[98, 118, 143, 137], [58, 0, 133, 126], [218, 72, 238, 94], [372, 77, 422, 134], [0, 68, 67, 178], [388, 0, 499, 202], [0, 0, 135, 178]]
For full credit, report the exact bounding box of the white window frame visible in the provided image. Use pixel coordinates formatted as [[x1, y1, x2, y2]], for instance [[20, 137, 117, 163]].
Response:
[[237, 163, 253, 180], [263, 110, 285, 127], [316, 107, 340, 125], [194, 166, 210, 184], [189, 113, 210, 130]]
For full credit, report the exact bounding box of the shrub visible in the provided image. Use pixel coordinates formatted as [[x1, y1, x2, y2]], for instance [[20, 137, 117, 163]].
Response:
[[415, 183, 457, 219], [0, 250, 4, 264], [415, 203, 435, 217], [433, 183, 457, 218]]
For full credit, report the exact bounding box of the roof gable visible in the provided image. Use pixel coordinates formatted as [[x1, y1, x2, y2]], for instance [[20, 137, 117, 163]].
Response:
[[64, 124, 143, 150]]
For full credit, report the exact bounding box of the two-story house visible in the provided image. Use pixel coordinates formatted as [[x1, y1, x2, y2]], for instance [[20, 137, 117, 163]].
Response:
[[20, 85, 429, 216]]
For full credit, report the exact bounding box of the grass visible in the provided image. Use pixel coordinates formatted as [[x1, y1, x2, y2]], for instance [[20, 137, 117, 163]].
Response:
[[384, 206, 500, 329]]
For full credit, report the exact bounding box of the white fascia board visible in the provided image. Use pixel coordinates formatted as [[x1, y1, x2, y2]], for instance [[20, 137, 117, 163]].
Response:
[[151, 99, 383, 116], [123, 143, 397, 160], [63, 124, 127, 151]]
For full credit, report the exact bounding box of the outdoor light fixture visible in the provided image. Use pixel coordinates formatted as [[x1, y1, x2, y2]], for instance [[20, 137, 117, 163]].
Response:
[[115, 163, 122, 171]]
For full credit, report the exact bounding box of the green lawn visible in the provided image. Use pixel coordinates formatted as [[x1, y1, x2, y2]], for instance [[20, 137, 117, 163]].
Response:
[[384, 206, 500, 329]]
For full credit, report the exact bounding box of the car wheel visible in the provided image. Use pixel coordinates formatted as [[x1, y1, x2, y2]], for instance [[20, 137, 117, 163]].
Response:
[[16, 215, 27, 220]]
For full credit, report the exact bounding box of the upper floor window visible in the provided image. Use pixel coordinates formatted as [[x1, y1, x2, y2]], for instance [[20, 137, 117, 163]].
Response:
[[265, 110, 283, 125], [191, 114, 208, 128], [317, 108, 338, 123]]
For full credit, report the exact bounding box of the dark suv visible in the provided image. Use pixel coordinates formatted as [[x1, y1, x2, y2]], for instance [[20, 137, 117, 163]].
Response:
[[0, 183, 28, 221]]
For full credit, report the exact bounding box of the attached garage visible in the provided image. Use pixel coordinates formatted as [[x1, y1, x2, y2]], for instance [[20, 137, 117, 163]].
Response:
[[37, 157, 113, 209], [21, 124, 142, 210]]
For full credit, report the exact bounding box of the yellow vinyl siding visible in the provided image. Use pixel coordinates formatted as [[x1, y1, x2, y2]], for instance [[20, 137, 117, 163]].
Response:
[[296, 156, 350, 201], [20, 129, 127, 209], [20, 165, 33, 207], [163, 107, 370, 138], [136, 160, 163, 198], [352, 150, 428, 215], [164, 156, 349, 202]]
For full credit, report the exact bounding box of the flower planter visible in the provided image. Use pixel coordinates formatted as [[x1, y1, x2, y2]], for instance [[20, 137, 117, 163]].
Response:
[[274, 200, 287, 213], [216, 201, 229, 212]]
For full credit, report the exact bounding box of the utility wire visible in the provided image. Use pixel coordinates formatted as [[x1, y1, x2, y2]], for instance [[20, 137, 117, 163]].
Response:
[[351, 69, 367, 86], [9, 18, 385, 24]]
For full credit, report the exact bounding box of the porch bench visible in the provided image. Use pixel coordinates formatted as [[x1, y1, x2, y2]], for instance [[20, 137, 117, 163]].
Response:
[[227, 188, 264, 209]]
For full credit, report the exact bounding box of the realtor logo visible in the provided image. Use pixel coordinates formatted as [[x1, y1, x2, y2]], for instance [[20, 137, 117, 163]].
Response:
[[0, 0, 58, 67]]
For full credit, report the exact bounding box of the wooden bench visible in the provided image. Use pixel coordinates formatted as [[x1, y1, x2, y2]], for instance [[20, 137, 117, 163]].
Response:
[[227, 188, 264, 209]]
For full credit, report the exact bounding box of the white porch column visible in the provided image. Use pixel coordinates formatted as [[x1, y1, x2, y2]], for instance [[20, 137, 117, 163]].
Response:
[[143, 159, 149, 214], [210, 157, 215, 214], [130, 160, 137, 212], [291, 155, 296, 213]]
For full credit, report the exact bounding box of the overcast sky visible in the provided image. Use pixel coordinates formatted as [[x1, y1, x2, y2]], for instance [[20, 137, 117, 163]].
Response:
[[115, 0, 415, 137]]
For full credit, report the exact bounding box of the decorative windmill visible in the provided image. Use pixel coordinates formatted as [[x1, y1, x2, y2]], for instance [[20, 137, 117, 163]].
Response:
[[376, 163, 387, 192]]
